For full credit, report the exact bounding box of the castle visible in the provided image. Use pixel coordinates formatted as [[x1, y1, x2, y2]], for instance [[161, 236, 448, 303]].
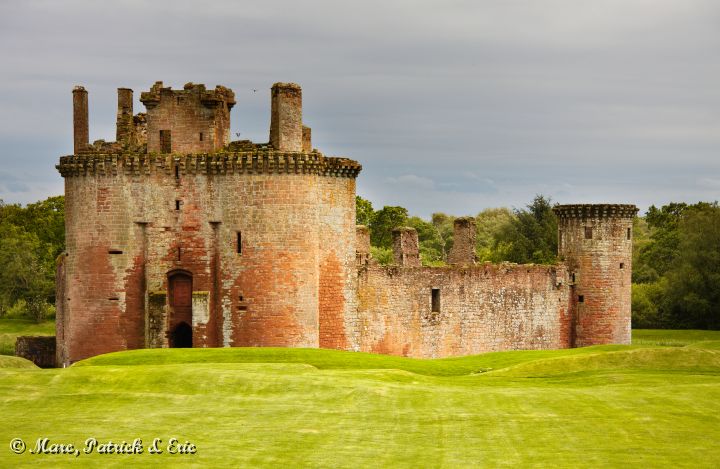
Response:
[[54, 81, 637, 367]]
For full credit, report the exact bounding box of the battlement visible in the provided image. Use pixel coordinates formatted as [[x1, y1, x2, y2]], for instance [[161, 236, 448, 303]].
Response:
[[553, 204, 638, 219], [139, 81, 236, 110], [56, 150, 362, 178]]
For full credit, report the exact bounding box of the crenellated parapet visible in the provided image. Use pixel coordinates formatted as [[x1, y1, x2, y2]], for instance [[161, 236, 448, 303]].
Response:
[[139, 81, 236, 110], [553, 204, 638, 220], [56, 150, 362, 178]]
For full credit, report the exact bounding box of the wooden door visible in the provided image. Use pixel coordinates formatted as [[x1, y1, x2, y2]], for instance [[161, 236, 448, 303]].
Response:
[[169, 273, 192, 346]]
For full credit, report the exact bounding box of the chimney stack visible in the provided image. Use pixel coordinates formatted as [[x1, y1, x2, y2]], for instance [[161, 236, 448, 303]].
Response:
[[392, 227, 421, 267], [72, 86, 89, 154], [116, 88, 134, 145], [269, 83, 303, 152], [448, 217, 477, 265]]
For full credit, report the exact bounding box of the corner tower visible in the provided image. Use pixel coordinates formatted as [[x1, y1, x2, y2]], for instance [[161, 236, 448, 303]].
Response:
[[554, 204, 637, 346]]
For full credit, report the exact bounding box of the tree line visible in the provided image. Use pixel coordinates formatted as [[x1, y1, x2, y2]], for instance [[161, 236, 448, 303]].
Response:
[[0, 196, 64, 322]]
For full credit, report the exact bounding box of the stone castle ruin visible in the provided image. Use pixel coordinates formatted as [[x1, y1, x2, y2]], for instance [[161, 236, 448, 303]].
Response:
[[54, 81, 637, 367]]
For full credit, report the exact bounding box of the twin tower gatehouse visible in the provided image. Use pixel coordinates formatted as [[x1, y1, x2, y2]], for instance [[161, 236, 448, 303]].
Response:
[[55, 81, 636, 366]]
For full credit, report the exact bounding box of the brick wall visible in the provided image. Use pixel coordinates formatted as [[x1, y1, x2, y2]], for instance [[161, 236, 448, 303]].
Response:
[[354, 263, 572, 358], [58, 151, 360, 365], [555, 205, 636, 346]]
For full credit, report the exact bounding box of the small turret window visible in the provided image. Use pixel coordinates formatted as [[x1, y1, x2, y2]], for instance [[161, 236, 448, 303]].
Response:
[[199, 132, 204, 141], [627, 227, 631, 240], [578, 295, 584, 303], [620, 263, 624, 269], [431, 288, 440, 312], [236, 232, 242, 254], [584, 227, 593, 239]]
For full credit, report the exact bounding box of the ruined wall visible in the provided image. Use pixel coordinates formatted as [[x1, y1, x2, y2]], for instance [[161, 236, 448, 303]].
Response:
[[16, 336, 56, 368], [58, 151, 360, 364], [355, 263, 572, 358], [141, 82, 235, 154], [555, 204, 636, 346]]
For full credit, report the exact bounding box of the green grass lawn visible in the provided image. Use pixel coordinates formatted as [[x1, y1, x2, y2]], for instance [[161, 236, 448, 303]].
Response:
[[0, 328, 718, 467], [0, 319, 55, 356]]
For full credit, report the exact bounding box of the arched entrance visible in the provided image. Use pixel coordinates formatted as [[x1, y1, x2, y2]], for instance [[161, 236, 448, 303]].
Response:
[[170, 322, 192, 348], [168, 271, 192, 348]]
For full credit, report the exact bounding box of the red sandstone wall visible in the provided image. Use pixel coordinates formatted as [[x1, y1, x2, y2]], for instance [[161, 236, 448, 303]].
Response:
[[59, 152, 359, 364], [317, 177, 357, 350], [355, 263, 572, 358], [556, 206, 635, 346]]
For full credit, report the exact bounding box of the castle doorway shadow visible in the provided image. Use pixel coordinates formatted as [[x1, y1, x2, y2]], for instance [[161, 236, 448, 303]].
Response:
[[170, 322, 193, 348]]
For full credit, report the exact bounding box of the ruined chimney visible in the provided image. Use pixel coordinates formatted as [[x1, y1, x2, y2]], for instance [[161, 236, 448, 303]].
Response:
[[72, 86, 89, 154], [269, 83, 302, 152], [392, 227, 421, 267], [356, 225, 371, 266], [448, 217, 477, 265], [302, 125, 312, 152], [116, 88, 134, 145]]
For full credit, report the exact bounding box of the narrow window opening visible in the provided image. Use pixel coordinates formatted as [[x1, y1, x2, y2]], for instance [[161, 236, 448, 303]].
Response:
[[177, 247, 182, 261], [584, 227, 593, 239], [238, 295, 244, 302], [431, 288, 440, 313], [175, 164, 180, 179], [237, 305, 247, 312], [160, 129, 172, 153], [176, 96, 181, 105], [108, 249, 123, 255], [108, 297, 119, 301], [175, 200, 181, 211], [627, 227, 631, 240], [571, 273, 576, 283], [199, 132, 204, 141], [236, 232, 242, 254], [578, 295, 584, 303], [620, 263, 624, 269]]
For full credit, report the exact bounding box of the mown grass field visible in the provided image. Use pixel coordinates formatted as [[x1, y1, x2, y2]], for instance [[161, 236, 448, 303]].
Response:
[[0, 327, 719, 468]]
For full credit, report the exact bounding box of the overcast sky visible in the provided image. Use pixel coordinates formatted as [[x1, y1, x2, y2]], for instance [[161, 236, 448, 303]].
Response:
[[0, 0, 718, 217]]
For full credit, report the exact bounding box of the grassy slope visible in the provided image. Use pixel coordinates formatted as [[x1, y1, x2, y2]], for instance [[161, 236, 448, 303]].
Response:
[[0, 330, 718, 468], [0, 319, 55, 356]]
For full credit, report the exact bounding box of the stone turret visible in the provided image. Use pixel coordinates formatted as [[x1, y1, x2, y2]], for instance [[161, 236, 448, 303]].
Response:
[[140, 81, 236, 154], [554, 204, 637, 346]]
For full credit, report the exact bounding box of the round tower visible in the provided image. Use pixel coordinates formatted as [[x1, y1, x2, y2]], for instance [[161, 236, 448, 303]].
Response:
[[553, 204, 638, 347]]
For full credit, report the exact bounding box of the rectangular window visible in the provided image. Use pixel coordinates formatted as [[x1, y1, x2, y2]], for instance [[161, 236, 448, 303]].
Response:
[[175, 200, 181, 211], [199, 132, 204, 141], [160, 130, 171, 153], [584, 227, 593, 239], [627, 227, 631, 240], [620, 263, 624, 269], [108, 249, 123, 255], [175, 164, 180, 179], [578, 295, 584, 303], [237, 232, 242, 254], [431, 288, 440, 313], [177, 247, 182, 261]]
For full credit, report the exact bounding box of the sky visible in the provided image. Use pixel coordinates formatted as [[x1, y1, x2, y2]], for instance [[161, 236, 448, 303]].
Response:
[[0, 0, 718, 218]]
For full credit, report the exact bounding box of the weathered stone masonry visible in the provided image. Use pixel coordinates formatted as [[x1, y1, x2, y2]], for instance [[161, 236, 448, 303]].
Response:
[[53, 80, 636, 366]]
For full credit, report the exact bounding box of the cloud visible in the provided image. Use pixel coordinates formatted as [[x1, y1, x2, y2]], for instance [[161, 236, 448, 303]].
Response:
[[0, 0, 718, 216], [384, 174, 435, 190]]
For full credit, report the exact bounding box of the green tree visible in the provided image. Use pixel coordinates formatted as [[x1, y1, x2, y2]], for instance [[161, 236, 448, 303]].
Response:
[[662, 204, 720, 329], [495, 195, 557, 264], [475, 207, 515, 262], [0, 224, 55, 322], [355, 195, 374, 227], [369, 206, 408, 248], [407, 216, 445, 265]]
